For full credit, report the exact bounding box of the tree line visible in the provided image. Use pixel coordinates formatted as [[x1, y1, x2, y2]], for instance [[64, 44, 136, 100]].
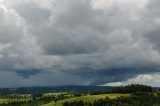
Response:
[[90, 84, 152, 95]]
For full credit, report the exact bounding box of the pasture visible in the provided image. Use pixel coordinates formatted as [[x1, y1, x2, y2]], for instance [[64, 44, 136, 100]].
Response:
[[42, 93, 129, 106]]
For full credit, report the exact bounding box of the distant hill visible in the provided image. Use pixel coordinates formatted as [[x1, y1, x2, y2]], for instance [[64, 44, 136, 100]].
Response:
[[0, 85, 112, 94]]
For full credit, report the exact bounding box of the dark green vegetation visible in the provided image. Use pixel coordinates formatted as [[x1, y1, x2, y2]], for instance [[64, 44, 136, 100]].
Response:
[[0, 84, 160, 106]]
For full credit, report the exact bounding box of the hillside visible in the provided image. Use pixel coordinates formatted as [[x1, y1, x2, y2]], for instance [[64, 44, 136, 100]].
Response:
[[42, 94, 129, 106], [0, 84, 160, 106]]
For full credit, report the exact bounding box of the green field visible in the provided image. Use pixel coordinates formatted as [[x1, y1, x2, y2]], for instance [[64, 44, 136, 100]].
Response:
[[0, 84, 159, 106], [43, 92, 68, 96], [42, 93, 129, 106], [0, 94, 32, 104], [0, 92, 74, 106], [0, 98, 32, 104]]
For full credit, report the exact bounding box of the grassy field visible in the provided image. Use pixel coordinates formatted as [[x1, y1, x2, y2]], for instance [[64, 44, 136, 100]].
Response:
[[42, 93, 129, 106], [0, 97, 32, 104], [43, 92, 68, 96], [0, 92, 73, 105]]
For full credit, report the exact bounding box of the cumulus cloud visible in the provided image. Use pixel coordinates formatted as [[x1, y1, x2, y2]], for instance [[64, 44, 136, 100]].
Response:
[[104, 73, 160, 87], [0, 2, 59, 77], [0, 0, 160, 86]]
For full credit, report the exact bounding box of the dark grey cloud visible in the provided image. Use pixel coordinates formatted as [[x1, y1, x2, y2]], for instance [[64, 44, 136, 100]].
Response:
[[16, 69, 42, 78], [15, 2, 51, 25], [0, 0, 160, 86]]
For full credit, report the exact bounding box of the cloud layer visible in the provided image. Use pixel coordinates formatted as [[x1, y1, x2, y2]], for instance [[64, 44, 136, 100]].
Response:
[[0, 0, 160, 86]]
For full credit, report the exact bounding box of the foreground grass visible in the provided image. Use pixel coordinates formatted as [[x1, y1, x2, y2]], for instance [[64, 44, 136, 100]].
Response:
[[42, 94, 129, 106]]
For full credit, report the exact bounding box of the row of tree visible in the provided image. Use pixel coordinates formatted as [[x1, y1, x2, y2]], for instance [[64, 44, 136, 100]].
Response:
[[0, 93, 71, 106], [111, 84, 152, 93], [90, 84, 153, 95]]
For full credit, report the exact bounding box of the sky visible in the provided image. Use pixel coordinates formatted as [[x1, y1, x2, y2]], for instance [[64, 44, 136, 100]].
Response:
[[0, 0, 160, 87]]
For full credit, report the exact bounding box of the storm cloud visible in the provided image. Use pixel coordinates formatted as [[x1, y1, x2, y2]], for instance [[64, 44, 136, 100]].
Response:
[[0, 0, 160, 86]]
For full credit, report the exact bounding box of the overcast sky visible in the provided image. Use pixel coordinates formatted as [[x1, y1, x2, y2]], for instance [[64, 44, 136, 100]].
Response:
[[0, 0, 160, 87]]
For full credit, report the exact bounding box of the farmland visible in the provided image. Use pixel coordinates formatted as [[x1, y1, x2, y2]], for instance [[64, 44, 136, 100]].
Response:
[[42, 94, 129, 106], [0, 93, 129, 106], [0, 84, 159, 106]]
